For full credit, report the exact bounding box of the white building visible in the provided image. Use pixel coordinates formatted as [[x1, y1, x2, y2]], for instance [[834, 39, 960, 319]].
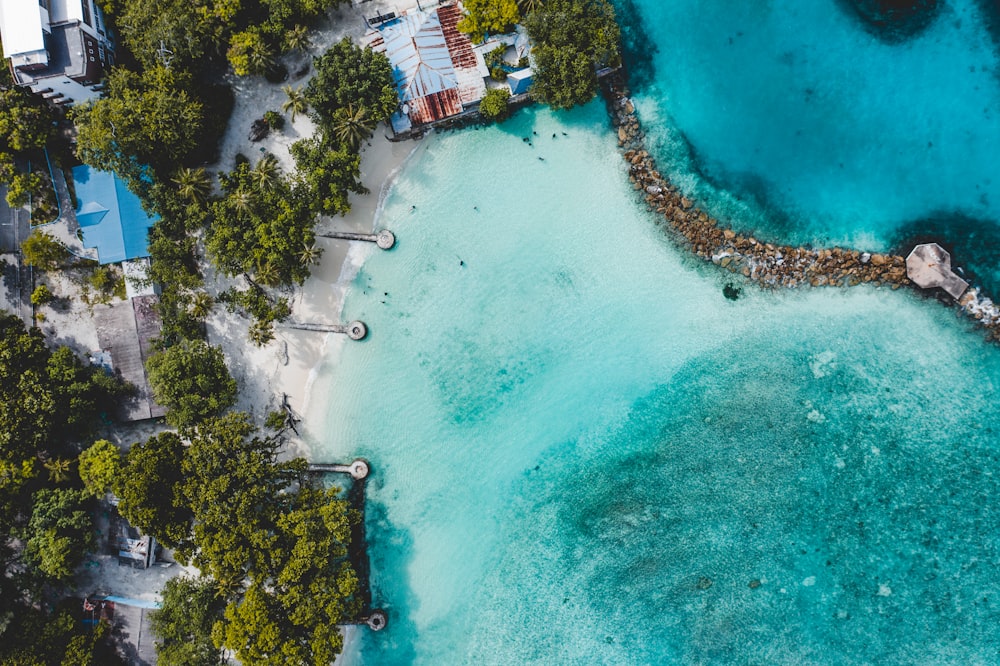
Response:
[[0, 0, 114, 106]]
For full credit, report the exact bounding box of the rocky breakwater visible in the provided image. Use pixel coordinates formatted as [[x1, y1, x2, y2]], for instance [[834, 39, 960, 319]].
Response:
[[959, 289, 1000, 341], [606, 87, 911, 292]]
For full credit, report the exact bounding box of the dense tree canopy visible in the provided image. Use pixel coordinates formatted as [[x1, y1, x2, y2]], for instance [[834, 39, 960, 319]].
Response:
[[77, 440, 122, 499], [207, 156, 318, 287], [0, 65, 55, 208], [180, 413, 307, 583], [73, 66, 204, 183], [145, 340, 237, 428], [115, 432, 192, 549], [23, 489, 94, 581], [524, 0, 621, 109], [290, 138, 365, 216], [306, 39, 398, 126], [458, 0, 520, 42], [149, 576, 226, 666], [0, 315, 127, 513]]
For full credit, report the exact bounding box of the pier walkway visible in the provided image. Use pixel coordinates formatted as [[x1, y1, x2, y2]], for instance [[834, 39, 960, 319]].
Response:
[[317, 229, 396, 250], [283, 320, 368, 340]]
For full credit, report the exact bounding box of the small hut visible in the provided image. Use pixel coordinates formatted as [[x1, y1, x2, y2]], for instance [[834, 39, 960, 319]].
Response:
[[905, 243, 969, 300]]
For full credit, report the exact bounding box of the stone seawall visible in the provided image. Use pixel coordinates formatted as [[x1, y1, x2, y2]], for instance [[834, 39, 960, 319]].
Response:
[[605, 84, 912, 292], [602, 80, 1000, 342]]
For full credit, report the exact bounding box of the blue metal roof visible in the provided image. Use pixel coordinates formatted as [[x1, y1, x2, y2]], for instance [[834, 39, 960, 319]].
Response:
[[72, 165, 158, 265]]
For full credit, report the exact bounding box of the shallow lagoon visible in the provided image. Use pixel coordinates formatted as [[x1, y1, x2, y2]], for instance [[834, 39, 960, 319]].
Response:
[[316, 97, 1000, 662]]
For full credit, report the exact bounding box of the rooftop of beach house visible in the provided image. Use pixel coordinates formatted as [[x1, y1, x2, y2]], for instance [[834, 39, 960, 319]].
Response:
[[0, 0, 114, 106], [363, 2, 534, 134], [70, 164, 165, 421], [72, 165, 158, 265]]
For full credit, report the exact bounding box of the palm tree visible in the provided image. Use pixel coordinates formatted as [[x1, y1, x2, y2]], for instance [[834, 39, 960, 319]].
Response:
[[248, 320, 276, 347], [518, 0, 544, 12], [246, 39, 275, 76], [252, 155, 279, 192], [285, 24, 312, 54], [230, 187, 254, 217], [44, 457, 71, 483], [189, 291, 214, 320], [173, 166, 212, 203], [298, 242, 322, 267], [281, 85, 309, 123], [332, 104, 375, 150], [255, 260, 280, 287]]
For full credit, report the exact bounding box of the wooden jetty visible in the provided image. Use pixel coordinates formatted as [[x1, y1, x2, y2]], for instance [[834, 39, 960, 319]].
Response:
[[309, 459, 370, 480], [284, 320, 368, 340], [317, 229, 396, 250]]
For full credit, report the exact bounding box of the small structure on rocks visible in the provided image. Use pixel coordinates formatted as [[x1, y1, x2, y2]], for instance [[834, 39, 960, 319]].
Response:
[[905, 243, 968, 300]]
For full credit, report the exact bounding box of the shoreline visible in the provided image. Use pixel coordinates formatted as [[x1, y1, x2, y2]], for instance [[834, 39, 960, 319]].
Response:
[[206, 134, 422, 442]]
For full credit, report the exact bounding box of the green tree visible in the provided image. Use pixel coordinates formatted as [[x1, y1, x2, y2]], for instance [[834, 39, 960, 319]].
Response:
[[42, 457, 71, 484], [228, 27, 276, 77], [458, 0, 520, 42], [0, 316, 127, 516], [78, 440, 122, 498], [305, 38, 398, 126], [0, 86, 54, 154], [20, 231, 68, 270], [148, 576, 226, 666], [30, 284, 54, 306], [217, 285, 291, 346], [330, 104, 374, 150], [479, 87, 512, 121], [74, 66, 204, 183], [24, 489, 94, 581], [281, 85, 309, 122], [115, 432, 192, 549], [145, 340, 237, 428], [112, 0, 238, 70], [207, 158, 319, 287], [524, 0, 621, 109], [189, 291, 215, 320], [172, 167, 213, 203], [5, 171, 43, 209], [180, 413, 307, 585], [290, 138, 366, 216], [284, 24, 312, 53]]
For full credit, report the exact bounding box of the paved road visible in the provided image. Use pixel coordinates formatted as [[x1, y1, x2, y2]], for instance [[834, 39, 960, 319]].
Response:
[[0, 184, 33, 324]]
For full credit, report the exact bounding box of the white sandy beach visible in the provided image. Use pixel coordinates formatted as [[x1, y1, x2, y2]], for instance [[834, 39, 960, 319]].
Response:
[[205, 134, 423, 449], [205, 0, 433, 449]]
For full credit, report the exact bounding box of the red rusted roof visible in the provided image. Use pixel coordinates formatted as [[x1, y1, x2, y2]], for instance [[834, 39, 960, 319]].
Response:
[[437, 4, 478, 70], [408, 88, 463, 124]]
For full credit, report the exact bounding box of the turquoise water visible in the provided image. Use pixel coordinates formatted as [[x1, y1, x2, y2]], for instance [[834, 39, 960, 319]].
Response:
[[628, 0, 1000, 290], [315, 97, 1000, 662]]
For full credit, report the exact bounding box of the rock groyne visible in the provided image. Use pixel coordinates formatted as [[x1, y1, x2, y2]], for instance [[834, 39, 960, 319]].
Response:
[[603, 81, 1000, 343], [605, 84, 912, 292]]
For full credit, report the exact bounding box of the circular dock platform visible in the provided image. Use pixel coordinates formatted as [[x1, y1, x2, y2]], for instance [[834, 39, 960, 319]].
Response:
[[349, 459, 370, 480], [376, 230, 396, 250], [366, 610, 387, 631], [347, 321, 368, 340]]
